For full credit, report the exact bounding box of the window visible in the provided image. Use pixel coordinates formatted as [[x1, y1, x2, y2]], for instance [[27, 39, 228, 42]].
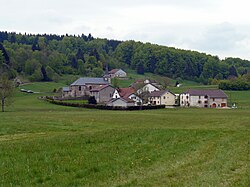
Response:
[[186, 96, 189, 99], [205, 95, 208, 99], [198, 100, 201, 104], [163, 96, 166, 99], [204, 101, 208, 104], [89, 86, 92, 90], [79, 86, 81, 91], [213, 98, 215, 101], [199, 96, 201, 99]]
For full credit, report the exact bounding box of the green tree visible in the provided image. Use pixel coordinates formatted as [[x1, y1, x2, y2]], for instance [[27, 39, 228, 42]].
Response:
[[228, 65, 238, 78]]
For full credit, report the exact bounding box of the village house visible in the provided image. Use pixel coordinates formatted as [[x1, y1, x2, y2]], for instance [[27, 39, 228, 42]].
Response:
[[90, 85, 116, 103], [108, 69, 127, 78], [130, 79, 161, 94], [148, 90, 176, 106], [62, 77, 109, 98], [136, 83, 160, 94], [180, 89, 228, 108], [118, 87, 142, 106]]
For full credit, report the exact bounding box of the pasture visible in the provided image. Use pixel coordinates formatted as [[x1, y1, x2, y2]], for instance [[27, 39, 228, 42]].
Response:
[[0, 82, 249, 186]]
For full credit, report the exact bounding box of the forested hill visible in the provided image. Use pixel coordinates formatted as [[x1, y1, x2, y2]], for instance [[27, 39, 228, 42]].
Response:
[[0, 31, 249, 83]]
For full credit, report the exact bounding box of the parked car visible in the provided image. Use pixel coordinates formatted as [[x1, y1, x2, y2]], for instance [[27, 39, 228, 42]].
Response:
[[27, 90, 34, 93]]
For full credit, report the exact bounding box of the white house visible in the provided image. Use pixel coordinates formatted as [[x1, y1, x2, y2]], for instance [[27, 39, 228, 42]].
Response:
[[180, 89, 228, 108], [108, 69, 127, 78], [137, 83, 160, 94]]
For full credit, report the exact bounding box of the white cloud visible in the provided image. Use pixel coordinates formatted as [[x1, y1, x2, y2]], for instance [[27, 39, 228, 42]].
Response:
[[0, 0, 250, 59]]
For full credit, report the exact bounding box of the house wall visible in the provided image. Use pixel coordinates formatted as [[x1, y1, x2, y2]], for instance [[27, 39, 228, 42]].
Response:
[[189, 95, 208, 107], [149, 92, 175, 106], [90, 92, 100, 102], [70, 85, 88, 97], [149, 96, 161, 105], [99, 87, 116, 103], [128, 94, 142, 106], [70, 84, 107, 98], [208, 98, 227, 108], [114, 70, 127, 78], [180, 93, 191, 107], [107, 99, 134, 107], [112, 90, 120, 99], [161, 92, 176, 106], [62, 91, 71, 98], [180, 94, 227, 108], [144, 84, 159, 93]]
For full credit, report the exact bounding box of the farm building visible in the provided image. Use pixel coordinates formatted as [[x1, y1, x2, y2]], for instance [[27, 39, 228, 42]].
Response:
[[180, 89, 228, 108]]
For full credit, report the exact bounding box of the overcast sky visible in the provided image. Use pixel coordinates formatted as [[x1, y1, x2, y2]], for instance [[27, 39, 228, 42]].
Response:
[[1, 0, 250, 60]]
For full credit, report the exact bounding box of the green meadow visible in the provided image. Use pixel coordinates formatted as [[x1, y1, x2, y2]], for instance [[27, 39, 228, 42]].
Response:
[[0, 82, 249, 186]]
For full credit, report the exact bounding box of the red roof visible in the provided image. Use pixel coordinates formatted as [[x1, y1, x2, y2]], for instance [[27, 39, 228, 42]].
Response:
[[119, 88, 135, 99]]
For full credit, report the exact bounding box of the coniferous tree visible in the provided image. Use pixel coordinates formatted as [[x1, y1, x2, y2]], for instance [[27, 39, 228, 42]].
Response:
[[0, 43, 10, 65], [76, 48, 85, 62], [41, 66, 49, 81], [228, 65, 238, 77], [136, 63, 144, 75]]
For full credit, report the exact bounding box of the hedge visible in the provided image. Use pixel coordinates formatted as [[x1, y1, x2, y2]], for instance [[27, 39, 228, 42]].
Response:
[[43, 97, 166, 111]]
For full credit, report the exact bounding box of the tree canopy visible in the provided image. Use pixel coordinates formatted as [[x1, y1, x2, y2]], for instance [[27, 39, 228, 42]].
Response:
[[0, 31, 249, 84]]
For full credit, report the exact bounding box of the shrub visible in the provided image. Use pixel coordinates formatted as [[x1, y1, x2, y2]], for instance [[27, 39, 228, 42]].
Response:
[[88, 96, 97, 104], [219, 80, 250, 90], [45, 98, 166, 111]]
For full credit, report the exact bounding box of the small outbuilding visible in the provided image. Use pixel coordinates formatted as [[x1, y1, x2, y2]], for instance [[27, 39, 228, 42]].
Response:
[[107, 97, 135, 107]]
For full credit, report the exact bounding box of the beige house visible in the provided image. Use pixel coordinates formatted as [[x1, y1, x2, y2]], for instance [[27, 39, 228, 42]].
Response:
[[180, 89, 228, 108], [149, 90, 176, 106], [90, 85, 116, 103]]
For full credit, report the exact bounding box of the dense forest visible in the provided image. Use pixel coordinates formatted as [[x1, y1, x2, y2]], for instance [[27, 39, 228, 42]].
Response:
[[0, 31, 249, 84]]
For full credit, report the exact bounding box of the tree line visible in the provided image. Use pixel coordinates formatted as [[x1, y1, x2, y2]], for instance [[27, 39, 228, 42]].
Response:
[[0, 31, 249, 84]]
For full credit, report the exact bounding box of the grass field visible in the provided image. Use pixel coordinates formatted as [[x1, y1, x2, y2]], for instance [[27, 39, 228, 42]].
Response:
[[0, 82, 249, 186]]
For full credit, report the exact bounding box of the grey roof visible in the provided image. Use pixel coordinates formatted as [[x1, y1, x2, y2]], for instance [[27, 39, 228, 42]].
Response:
[[149, 90, 175, 97], [108, 97, 134, 104], [183, 89, 228, 98], [71, 77, 109, 86], [63, 87, 70, 92], [90, 85, 113, 92]]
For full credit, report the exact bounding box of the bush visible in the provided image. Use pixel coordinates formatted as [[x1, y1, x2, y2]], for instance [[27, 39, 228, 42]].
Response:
[[45, 98, 166, 111], [88, 96, 97, 104], [219, 79, 250, 90]]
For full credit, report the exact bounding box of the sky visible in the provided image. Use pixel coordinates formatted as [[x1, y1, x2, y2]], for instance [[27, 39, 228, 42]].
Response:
[[1, 0, 250, 60]]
